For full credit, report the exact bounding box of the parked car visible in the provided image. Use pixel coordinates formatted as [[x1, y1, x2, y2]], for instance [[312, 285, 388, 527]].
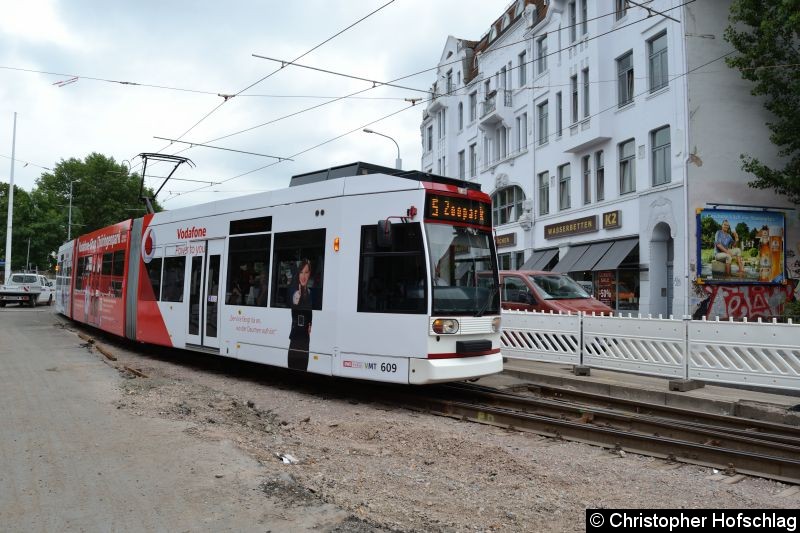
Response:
[[0, 273, 54, 307], [479, 270, 613, 315]]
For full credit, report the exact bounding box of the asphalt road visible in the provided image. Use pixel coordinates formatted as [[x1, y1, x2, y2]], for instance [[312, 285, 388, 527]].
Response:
[[0, 306, 349, 532]]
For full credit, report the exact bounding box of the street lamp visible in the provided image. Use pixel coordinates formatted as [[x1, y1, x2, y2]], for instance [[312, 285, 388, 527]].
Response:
[[67, 179, 80, 241], [363, 128, 402, 170]]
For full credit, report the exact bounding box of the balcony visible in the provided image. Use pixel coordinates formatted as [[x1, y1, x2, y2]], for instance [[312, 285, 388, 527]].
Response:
[[479, 89, 513, 129]]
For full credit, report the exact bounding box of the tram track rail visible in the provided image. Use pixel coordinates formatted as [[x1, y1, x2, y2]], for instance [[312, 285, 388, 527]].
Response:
[[396, 382, 800, 484], [63, 320, 800, 483]]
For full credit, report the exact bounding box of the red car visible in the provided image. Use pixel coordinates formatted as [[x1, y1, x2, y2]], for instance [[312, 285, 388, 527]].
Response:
[[480, 270, 613, 315]]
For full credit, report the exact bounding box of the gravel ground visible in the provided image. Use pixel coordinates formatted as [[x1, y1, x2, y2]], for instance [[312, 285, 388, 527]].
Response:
[[70, 321, 799, 532]]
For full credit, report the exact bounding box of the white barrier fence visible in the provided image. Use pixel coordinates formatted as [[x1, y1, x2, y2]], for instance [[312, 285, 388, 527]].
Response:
[[501, 310, 800, 391]]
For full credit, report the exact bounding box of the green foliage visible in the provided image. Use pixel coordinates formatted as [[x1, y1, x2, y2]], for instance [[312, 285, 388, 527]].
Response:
[[784, 299, 800, 321], [700, 216, 720, 248], [1, 153, 161, 273], [725, 0, 800, 204], [734, 222, 749, 241]]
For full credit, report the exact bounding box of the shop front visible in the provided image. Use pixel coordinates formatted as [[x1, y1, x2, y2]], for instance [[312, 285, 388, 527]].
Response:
[[533, 214, 641, 313]]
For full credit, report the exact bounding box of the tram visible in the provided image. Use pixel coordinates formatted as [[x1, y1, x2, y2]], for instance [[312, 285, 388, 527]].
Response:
[[55, 162, 502, 384]]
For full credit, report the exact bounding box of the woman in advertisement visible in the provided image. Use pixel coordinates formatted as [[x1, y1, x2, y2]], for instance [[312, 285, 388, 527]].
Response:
[[287, 260, 313, 371]]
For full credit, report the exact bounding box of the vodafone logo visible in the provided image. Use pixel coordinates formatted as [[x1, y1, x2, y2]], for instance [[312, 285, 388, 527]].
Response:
[[142, 228, 156, 263]]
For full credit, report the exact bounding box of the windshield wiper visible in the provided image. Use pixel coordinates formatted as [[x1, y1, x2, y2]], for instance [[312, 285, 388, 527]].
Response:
[[474, 282, 499, 317]]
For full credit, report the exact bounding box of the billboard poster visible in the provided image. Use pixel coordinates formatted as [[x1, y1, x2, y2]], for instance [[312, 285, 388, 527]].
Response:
[[696, 208, 785, 284]]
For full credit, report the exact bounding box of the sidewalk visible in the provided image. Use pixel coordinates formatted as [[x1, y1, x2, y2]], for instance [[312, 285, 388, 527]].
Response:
[[477, 358, 800, 426]]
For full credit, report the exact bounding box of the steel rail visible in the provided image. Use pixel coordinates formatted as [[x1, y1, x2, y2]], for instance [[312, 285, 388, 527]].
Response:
[[448, 382, 800, 446], [400, 393, 800, 484]]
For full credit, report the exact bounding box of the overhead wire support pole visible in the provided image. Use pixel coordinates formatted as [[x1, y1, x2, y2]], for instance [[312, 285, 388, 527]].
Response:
[[152, 137, 292, 161]]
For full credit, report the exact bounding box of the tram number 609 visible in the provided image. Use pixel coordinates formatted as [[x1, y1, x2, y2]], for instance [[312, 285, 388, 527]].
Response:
[[380, 363, 397, 373]]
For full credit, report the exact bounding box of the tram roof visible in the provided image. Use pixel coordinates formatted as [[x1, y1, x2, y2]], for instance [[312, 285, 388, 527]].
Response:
[[289, 161, 481, 191]]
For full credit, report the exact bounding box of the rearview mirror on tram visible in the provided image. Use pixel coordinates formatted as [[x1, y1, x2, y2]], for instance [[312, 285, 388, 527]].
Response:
[[377, 219, 393, 248]]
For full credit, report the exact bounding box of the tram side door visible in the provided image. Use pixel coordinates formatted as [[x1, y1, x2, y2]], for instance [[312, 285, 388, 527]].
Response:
[[185, 239, 224, 350]]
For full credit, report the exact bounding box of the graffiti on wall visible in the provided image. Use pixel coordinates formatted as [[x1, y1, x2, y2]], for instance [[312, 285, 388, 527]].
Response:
[[695, 283, 797, 320]]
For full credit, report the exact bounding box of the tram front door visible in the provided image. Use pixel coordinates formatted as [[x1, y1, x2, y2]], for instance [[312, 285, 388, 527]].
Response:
[[186, 239, 223, 350]]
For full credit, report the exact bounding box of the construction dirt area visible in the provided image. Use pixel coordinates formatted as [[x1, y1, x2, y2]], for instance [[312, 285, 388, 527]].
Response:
[[1, 307, 797, 532]]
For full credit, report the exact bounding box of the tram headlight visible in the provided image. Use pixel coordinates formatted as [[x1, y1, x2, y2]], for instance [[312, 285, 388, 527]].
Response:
[[432, 318, 459, 334], [491, 316, 501, 333]]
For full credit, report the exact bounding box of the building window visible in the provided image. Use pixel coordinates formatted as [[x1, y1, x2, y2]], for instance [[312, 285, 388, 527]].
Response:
[[446, 70, 453, 94], [492, 186, 525, 226], [498, 126, 508, 159], [595, 150, 605, 201], [556, 91, 563, 136], [648, 31, 668, 92], [651, 126, 671, 186], [615, 0, 627, 20], [469, 143, 477, 177], [438, 110, 446, 138], [536, 35, 547, 74], [469, 92, 477, 121], [617, 51, 634, 107], [518, 50, 527, 87], [537, 101, 548, 146], [538, 171, 550, 216], [619, 139, 636, 194], [516, 112, 528, 152], [426, 125, 433, 152], [569, 2, 577, 42], [458, 150, 465, 180], [571, 75, 578, 123], [582, 155, 591, 205], [582, 68, 590, 118], [558, 164, 571, 210], [581, 0, 587, 35], [458, 102, 463, 130]]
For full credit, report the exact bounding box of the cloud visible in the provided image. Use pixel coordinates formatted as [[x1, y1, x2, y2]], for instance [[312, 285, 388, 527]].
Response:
[[0, 0, 85, 49]]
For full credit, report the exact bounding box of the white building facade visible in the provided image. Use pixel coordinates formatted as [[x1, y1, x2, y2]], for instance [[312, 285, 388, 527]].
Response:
[[421, 0, 799, 318]]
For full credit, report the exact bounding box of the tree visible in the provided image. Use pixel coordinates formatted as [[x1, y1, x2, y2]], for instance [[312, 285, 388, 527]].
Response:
[[725, 0, 800, 204], [701, 215, 721, 248], [0, 183, 41, 271], [1, 153, 162, 273]]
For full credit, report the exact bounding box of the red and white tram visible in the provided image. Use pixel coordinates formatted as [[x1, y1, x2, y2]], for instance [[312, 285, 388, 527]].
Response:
[[55, 162, 502, 384]]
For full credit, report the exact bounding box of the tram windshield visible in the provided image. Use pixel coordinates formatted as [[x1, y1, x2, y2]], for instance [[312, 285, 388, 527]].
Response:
[[426, 223, 500, 316]]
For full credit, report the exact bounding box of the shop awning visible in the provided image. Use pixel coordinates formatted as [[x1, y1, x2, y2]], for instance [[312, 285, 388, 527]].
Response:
[[520, 248, 558, 271], [592, 238, 638, 271], [551, 245, 589, 273], [569, 241, 613, 272]]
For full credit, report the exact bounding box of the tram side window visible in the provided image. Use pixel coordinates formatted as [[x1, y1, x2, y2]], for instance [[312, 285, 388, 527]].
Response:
[[111, 250, 125, 298], [226, 234, 271, 306], [161, 256, 186, 302], [357, 223, 426, 314], [102, 253, 113, 275], [271, 229, 325, 310], [75, 256, 86, 290], [144, 258, 163, 301]]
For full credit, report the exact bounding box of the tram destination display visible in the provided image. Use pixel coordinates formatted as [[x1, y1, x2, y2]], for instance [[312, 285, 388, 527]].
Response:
[[425, 193, 490, 227]]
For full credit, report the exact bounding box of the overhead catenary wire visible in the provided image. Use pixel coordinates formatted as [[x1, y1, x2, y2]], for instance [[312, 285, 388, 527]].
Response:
[[136, 0, 398, 174], [184, 0, 695, 152], [152, 137, 293, 161], [162, 47, 738, 203], [160, 0, 699, 201]]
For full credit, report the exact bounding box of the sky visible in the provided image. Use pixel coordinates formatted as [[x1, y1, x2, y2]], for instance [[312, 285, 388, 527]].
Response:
[[0, 0, 507, 210]]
